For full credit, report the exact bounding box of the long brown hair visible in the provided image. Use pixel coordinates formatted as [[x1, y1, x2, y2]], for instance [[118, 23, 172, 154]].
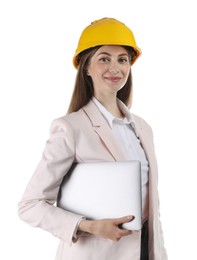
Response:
[[67, 46, 133, 114]]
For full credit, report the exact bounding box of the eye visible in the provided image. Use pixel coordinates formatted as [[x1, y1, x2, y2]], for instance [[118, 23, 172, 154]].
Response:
[[99, 57, 110, 63], [118, 57, 129, 63]]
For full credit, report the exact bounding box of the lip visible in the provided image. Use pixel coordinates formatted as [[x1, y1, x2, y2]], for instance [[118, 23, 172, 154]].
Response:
[[106, 76, 122, 82]]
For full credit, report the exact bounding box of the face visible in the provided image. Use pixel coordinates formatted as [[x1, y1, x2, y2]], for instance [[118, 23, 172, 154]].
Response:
[[87, 45, 131, 99]]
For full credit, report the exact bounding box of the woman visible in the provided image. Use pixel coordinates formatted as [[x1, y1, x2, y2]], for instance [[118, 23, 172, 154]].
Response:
[[18, 17, 168, 259]]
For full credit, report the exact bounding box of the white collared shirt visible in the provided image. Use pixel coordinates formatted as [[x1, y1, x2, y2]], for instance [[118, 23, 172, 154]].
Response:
[[92, 97, 149, 223]]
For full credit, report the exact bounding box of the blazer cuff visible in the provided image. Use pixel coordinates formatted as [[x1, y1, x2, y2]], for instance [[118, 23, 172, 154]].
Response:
[[72, 217, 86, 240]]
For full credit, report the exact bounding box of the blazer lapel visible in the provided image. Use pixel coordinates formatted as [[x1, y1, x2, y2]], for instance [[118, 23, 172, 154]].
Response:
[[134, 116, 157, 170], [83, 101, 126, 161], [134, 116, 159, 208]]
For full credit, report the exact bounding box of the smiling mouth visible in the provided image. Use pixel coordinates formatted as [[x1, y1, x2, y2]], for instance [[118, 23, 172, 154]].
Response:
[[106, 77, 121, 82]]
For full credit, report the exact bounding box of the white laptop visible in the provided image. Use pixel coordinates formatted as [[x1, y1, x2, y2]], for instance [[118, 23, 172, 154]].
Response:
[[57, 161, 142, 230]]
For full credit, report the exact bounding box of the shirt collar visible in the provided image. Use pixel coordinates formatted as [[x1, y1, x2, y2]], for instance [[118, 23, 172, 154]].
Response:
[[92, 97, 138, 136]]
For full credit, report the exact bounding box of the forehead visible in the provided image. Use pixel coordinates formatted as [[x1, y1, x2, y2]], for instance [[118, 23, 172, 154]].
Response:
[[95, 45, 129, 55]]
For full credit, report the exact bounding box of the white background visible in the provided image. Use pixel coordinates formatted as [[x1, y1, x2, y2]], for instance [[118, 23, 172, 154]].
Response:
[[0, 0, 197, 259]]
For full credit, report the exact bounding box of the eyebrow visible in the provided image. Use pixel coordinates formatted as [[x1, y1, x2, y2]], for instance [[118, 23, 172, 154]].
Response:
[[96, 51, 129, 57]]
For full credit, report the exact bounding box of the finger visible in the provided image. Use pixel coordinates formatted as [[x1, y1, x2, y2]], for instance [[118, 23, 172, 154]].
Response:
[[119, 228, 133, 237], [114, 215, 135, 225], [113, 227, 133, 241]]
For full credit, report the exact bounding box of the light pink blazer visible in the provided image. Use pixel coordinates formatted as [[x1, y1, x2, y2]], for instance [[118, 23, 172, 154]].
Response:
[[18, 100, 168, 260]]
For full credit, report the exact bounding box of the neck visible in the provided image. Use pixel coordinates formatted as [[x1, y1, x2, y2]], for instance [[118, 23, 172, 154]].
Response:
[[94, 94, 124, 119]]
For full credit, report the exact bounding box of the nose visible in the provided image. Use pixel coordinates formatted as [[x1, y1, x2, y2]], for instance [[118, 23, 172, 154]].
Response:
[[108, 62, 120, 74]]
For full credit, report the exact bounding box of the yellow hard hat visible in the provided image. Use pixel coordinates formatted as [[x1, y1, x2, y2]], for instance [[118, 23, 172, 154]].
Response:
[[73, 17, 141, 69]]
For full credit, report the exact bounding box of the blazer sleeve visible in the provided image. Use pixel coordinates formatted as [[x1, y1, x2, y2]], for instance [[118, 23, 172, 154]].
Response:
[[18, 118, 84, 245]]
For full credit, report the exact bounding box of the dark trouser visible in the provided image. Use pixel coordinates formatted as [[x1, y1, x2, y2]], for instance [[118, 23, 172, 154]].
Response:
[[140, 221, 149, 260]]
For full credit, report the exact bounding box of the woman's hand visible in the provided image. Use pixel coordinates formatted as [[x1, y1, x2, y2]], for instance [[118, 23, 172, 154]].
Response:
[[78, 215, 134, 241]]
